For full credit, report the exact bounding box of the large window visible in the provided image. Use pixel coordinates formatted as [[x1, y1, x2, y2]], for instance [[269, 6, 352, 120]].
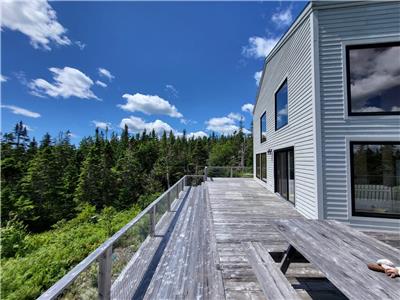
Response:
[[275, 80, 288, 130], [346, 42, 400, 115], [350, 142, 400, 218], [256, 153, 261, 179], [261, 152, 267, 182], [260, 112, 266, 143]]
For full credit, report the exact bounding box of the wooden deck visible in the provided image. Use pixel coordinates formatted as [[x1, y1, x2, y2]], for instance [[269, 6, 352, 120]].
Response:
[[112, 178, 400, 300]]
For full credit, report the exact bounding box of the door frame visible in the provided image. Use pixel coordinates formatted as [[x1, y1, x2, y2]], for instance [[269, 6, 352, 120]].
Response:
[[274, 146, 295, 205]]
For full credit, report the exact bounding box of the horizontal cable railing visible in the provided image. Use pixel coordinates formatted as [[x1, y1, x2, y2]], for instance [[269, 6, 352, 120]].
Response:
[[204, 166, 253, 179], [38, 175, 203, 300]]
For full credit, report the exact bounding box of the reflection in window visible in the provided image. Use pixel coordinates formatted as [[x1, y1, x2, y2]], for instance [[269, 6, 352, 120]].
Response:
[[256, 153, 261, 179], [261, 152, 267, 182], [260, 112, 266, 143], [351, 142, 400, 218], [275, 80, 288, 130], [347, 42, 400, 115]]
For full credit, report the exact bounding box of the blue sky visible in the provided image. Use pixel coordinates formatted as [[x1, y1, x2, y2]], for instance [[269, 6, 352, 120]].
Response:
[[1, 0, 306, 141]]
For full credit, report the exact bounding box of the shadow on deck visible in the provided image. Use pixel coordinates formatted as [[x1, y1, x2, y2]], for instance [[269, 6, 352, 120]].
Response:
[[111, 178, 399, 300]]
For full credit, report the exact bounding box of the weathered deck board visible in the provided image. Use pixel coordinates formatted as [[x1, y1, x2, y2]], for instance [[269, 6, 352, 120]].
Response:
[[244, 242, 301, 300], [144, 184, 224, 299], [111, 187, 190, 300]]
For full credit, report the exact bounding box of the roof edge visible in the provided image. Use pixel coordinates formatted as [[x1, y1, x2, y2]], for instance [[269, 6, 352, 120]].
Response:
[[253, 1, 313, 113]]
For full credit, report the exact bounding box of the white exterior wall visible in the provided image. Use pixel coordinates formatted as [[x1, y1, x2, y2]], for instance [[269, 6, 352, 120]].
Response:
[[253, 13, 318, 219], [317, 1, 400, 230]]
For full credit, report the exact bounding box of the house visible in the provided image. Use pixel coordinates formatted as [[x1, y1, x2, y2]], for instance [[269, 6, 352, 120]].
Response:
[[253, 1, 400, 231]]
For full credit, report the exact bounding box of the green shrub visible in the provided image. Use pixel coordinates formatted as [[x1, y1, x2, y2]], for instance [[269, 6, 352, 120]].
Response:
[[1, 218, 27, 258], [1, 205, 141, 300]]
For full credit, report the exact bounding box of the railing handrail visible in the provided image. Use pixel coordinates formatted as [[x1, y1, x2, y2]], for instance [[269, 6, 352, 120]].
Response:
[[38, 175, 190, 300]]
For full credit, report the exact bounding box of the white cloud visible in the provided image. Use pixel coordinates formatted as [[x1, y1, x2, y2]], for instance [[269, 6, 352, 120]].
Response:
[[205, 116, 239, 135], [1, 0, 71, 50], [98, 68, 114, 81], [1, 104, 41, 118], [272, 7, 293, 27], [242, 103, 254, 114], [254, 71, 263, 85], [118, 93, 183, 118], [1, 74, 8, 82], [95, 80, 107, 88], [92, 120, 112, 130], [75, 41, 86, 50], [29, 67, 99, 100], [242, 36, 279, 59], [165, 84, 179, 98], [228, 112, 244, 121], [187, 131, 208, 139], [120, 116, 176, 136]]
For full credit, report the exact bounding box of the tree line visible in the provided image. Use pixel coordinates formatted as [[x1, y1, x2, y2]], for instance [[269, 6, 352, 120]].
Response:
[[1, 121, 253, 233]]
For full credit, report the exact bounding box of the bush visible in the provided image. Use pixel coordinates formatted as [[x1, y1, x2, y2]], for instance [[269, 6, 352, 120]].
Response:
[[1, 205, 141, 300], [1, 218, 27, 258]]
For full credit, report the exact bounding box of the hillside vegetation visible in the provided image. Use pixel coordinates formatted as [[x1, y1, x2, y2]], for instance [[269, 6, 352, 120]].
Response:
[[1, 122, 253, 299]]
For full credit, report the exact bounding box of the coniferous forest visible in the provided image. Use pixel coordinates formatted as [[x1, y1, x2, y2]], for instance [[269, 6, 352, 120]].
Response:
[[0, 121, 253, 299]]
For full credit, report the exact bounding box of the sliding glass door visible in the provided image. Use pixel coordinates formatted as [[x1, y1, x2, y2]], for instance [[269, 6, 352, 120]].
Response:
[[275, 148, 295, 204]]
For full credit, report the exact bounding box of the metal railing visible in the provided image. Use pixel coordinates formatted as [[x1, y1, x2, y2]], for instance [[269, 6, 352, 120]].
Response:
[[204, 166, 253, 179], [38, 175, 202, 300]]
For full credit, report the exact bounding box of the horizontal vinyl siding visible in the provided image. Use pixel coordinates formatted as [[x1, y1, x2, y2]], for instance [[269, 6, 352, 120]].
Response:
[[318, 1, 400, 230], [254, 16, 317, 219]]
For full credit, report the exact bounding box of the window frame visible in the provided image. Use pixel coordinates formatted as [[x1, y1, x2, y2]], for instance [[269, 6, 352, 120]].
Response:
[[260, 112, 267, 143], [274, 79, 289, 131], [256, 153, 261, 179], [346, 41, 400, 116], [261, 152, 267, 182], [350, 141, 400, 219]]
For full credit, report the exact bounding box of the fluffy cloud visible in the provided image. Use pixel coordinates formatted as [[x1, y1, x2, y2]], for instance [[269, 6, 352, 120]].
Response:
[[228, 112, 244, 121], [92, 120, 112, 130], [120, 116, 176, 136], [187, 131, 208, 139], [241, 103, 254, 114], [95, 80, 107, 88], [254, 71, 263, 85], [272, 7, 293, 27], [118, 93, 183, 118], [1, 0, 71, 50], [98, 68, 114, 81], [1, 104, 41, 118], [29, 67, 99, 100], [0, 74, 8, 82], [242, 36, 279, 59], [206, 114, 250, 135]]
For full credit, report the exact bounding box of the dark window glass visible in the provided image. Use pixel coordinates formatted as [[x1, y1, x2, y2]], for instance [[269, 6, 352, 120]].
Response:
[[261, 153, 267, 182], [351, 142, 400, 218], [275, 80, 288, 130], [256, 153, 261, 179], [347, 42, 400, 115], [260, 112, 266, 143]]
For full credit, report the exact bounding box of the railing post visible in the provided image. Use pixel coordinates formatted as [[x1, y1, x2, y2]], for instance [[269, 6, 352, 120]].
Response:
[[98, 246, 112, 300], [149, 205, 156, 237], [167, 190, 172, 212], [204, 166, 208, 181], [230, 167, 233, 178]]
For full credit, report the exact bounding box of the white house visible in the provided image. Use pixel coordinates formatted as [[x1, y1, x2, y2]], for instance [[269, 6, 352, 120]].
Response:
[[253, 1, 400, 231]]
